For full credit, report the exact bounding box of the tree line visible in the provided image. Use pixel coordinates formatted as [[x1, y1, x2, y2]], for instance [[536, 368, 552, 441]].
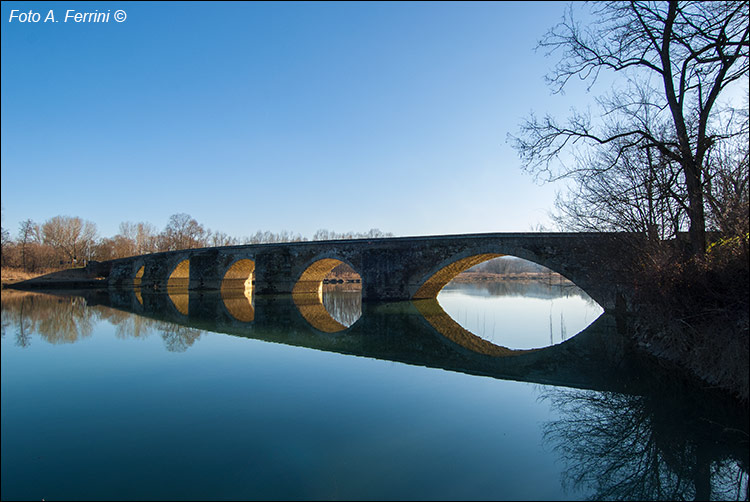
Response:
[[0, 211, 393, 272]]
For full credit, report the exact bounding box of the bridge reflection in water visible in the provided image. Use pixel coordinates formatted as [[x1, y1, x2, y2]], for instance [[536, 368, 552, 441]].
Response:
[[62, 284, 638, 395], [3, 287, 747, 501]]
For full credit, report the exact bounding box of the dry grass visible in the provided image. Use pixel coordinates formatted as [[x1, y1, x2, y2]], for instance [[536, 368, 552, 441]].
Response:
[[0, 266, 97, 288], [1, 267, 58, 286]]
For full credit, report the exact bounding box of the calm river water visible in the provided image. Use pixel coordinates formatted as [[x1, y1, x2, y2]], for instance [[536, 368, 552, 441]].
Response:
[[1, 280, 747, 501]]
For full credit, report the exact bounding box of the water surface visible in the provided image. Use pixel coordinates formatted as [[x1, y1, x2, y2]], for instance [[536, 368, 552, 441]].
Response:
[[1, 282, 746, 501]]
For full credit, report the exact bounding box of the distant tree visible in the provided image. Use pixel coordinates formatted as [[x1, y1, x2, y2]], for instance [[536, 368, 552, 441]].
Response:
[[313, 229, 332, 241], [209, 230, 238, 247], [134, 222, 159, 254], [0, 207, 10, 266], [312, 228, 394, 241], [1, 226, 10, 266], [159, 213, 207, 251], [41, 215, 98, 265], [17, 219, 41, 271], [511, 1, 749, 255]]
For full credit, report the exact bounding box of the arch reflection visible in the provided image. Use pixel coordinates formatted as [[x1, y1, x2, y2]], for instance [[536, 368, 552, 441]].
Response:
[[167, 259, 190, 316], [413, 299, 533, 357], [222, 288, 254, 322], [293, 258, 361, 332]]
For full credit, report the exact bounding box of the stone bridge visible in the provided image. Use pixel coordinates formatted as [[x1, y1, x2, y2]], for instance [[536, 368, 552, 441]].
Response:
[[96, 232, 639, 311]]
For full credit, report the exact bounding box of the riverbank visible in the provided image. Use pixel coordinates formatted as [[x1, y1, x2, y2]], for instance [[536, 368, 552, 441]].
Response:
[[1, 266, 106, 290], [2, 267, 49, 286], [628, 241, 749, 405]]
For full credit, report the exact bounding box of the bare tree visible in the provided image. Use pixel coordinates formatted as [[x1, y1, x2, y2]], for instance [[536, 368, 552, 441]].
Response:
[[552, 133, 690, 239], [17, 219, 41, 271], [703, 98, 749, 240], [208, 230, 238, 247], [511, 1, 749, 255], [159, 213, 208, 251], [0, 207, 9, 266], [41, 215, 98, 266], [134, 222, 159, 254], [312, 228, 394, 241], [1, 227, 10, 267]]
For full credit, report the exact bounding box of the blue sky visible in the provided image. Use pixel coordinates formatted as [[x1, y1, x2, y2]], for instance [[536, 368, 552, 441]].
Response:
[[2, 1, 590, 240]]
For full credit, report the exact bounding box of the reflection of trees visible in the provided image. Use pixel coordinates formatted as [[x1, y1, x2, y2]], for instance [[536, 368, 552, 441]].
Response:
[[1, 291, 95, 345], [94, 303, 202, 351], [541, 387, 749, 501], [94, 305, 158, 340], [452, 280, 593, 303], [15, 315, 32, 347], [321, 287, 362, 327], [160, 324, 201, 352], [1, 291, 206, 352]]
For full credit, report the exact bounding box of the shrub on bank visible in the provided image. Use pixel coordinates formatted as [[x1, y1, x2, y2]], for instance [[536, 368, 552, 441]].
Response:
[[631, 234, 749, 404]]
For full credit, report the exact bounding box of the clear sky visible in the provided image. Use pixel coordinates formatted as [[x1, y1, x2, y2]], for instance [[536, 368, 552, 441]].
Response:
[[2, 1, 590, 240]]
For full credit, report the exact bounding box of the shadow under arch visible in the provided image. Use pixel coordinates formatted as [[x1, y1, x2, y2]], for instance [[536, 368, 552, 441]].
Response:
[[167, 259, 190, 316], [292, 257, 361, 333], [412, 299, 537, 357], [221, 259, 255, 322]]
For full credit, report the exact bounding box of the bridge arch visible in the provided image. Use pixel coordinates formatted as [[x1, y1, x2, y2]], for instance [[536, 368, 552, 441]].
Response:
[[292, 256, 362, 295], [410, 245, 583, 300], [221, 258, 255, 289], [167, 259, 190, 289]]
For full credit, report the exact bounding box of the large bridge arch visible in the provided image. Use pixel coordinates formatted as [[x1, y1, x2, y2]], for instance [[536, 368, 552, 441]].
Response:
[[221, 257, 256, 289], [412, 253, 505, 299], [292, 254, 362, 295], [410, 244, 586, 301]]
